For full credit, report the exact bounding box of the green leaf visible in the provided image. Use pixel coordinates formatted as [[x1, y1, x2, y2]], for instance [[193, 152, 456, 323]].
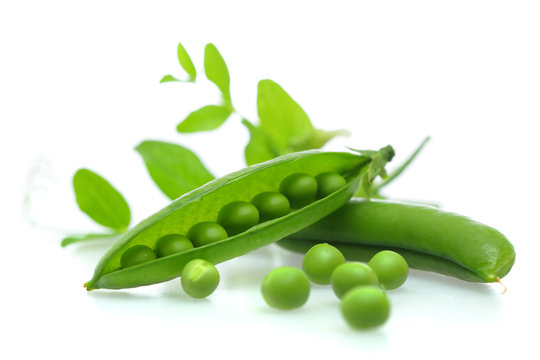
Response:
[[177, 105, 232, 133], [73, 169, 131, 231], [135, 140, 215, 200], [293, 128, 350, 151], [177, 42, 197, 81], [257, 79, 314, 153], [252, 79, 349, 162], [160, 75, 180, 83], [204, 43, 231, 104], [61, 233, 119, 247], [242, 119, 278, 166], [349, 145, 395, 197]]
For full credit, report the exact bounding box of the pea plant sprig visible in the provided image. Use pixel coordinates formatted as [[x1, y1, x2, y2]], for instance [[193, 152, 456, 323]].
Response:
[[161, 42, 350, 165], [44, 41, 429, 246]]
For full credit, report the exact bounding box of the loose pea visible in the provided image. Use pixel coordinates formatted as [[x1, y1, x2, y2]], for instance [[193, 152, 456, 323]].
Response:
[[155, 234, 194, 258], [187, 222, 228, 247], [261, 267, 310, 310], [340, 285, 390, 330], [315, 172, 347, 198], [251, 191, 290, 221], [279, 173, 318, 208], [217, 201, 260, 236], [331, 262, 379, 298], [120, 245, 156, 268], [181, 259, 220, 298], [302, 243, 346, 285], [368, 250, 409, 290]]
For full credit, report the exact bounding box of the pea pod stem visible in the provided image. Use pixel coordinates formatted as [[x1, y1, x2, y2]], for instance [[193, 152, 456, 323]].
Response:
[[375, 136, 431, 192], [279, 199, 515, 283]]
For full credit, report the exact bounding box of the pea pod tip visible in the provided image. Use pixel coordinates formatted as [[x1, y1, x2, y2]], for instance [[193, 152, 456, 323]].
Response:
[[83, 281, 95, 291], [496, 277, 508, 294]]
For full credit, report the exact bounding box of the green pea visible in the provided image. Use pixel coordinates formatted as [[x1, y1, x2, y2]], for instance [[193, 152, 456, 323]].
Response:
[[187, 222, 228, 247], [315, 172, 347, 198], [217, 201, 260, 236], [251, 191, 290, 221], [261, 267, 310, 310], [120, 245, 156, 268], [279, 173, 318, 208], [302, 243, 346, 285], [155, 234, 194, 258], [368, 250, 409, 290], [340, 285, 390, 330], [181, 259, 220, 298], [331, 262, 379, 298]]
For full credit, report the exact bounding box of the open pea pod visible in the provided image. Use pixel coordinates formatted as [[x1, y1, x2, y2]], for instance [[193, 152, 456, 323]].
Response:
[[84, 146, 394, 290]]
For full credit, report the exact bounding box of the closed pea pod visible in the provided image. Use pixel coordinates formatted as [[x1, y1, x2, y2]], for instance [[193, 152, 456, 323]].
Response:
[[279, 199, 515, 283], [188, 222, 228, 247], [84, 147, 394, 290]]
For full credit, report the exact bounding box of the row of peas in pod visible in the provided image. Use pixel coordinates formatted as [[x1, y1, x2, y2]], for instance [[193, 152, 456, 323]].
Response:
[[118, 171, 348, 296], [261, 243, 409, 330]]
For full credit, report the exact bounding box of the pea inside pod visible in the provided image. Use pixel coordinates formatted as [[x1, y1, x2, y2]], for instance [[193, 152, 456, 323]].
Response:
[[316, 172, 347, 198], [188, 222, 228, 247], [251, 192, 290, 221], [279, 173, 318, 208], [217, 201, 259, 236], [155, 234, 193, 258], [120, 245, 156, 268], [84, 147, 394, 290]]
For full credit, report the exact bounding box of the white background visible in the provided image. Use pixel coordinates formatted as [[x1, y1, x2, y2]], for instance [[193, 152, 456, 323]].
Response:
[[1, 1, 539, 359]]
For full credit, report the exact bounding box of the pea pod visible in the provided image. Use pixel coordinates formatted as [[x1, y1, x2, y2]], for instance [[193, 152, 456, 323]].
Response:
[[278, 199, 515, 282], [84, 147, 394, 290]]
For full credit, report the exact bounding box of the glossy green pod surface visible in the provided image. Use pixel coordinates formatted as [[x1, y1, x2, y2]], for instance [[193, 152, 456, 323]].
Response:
[[278, 199, 515, 282], [85, 148, 394, 290]]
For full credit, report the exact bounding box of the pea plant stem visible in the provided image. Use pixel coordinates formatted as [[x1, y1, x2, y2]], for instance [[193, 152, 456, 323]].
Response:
[[374, 136, 431, 192]]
